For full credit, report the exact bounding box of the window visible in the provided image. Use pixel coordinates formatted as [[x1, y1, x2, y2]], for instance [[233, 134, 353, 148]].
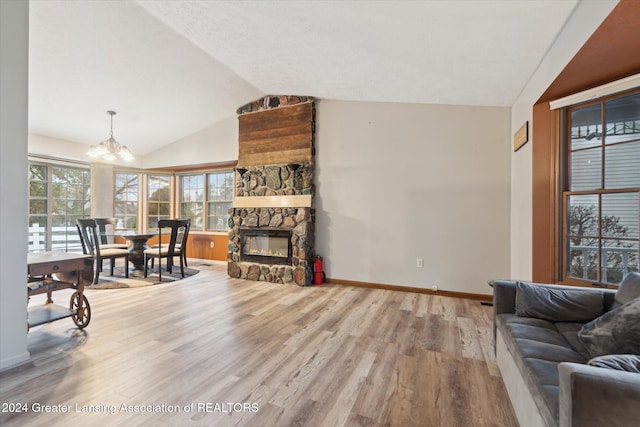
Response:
[[147, 174, 171, 229], [180, 174, 204, 230], [115, 173, 139, 230], [28, 162, 91, 252], [563, 91, 640, 285], [207, 171, 233, 231], [180, 171, 232, 231]]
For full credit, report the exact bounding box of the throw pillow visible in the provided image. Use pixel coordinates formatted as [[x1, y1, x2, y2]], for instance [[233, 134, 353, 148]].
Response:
[[587, 354, 640, 373], [515, 281, 604, 322], [613, 271, 640, 309], [578, 297, 640, 358]]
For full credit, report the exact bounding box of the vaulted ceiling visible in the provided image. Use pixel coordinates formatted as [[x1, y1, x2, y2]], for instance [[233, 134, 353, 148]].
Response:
[[28, 0, 579, 156]]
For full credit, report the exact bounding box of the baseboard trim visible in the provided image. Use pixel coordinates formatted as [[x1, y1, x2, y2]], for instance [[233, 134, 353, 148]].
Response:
[[325, 277, 492, 302], [191, 258, 227, 266], [0, 351, 31, 373]]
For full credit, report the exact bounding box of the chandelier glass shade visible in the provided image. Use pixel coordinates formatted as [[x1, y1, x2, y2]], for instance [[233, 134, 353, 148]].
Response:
[[87, 111, 134, 161]]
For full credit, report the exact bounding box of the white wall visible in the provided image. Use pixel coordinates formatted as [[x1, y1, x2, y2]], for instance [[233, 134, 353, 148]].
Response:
[[29, 133, 144, 169], [0, 0, 30, 371], [315, 100, 511, 295], [91, 164, 115, 217], [509, 0, 618, 281], [29, 116, 237, 170], [142, 115, 238, 168]]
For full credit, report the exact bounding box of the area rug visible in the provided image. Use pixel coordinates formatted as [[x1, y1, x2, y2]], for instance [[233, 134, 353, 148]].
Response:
[[86, 265, 200, 289]]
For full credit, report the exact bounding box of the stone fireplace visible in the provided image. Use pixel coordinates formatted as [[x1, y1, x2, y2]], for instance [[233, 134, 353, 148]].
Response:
[[228, 96, 316, 285]]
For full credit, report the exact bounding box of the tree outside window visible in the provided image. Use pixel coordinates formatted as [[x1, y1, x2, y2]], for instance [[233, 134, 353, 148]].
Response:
[[147, 175, 171, 229], [28, 162, 90, 252], [180, 171, 232, 232], [207, 172, 233, 231], [115, 173, 139, 230], [180, 174, 204, 231]]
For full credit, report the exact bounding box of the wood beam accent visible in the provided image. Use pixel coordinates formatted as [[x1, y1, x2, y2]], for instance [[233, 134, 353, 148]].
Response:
[[233, 194, 312, 208], [238, 102, 314, 167], [152, 160, 237, 174]]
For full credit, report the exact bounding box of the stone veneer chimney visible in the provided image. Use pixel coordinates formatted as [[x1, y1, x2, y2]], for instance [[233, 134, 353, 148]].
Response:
[[228, 96, 315, 285]]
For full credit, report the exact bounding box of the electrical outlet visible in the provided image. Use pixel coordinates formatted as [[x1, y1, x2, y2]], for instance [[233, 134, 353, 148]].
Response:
[[210, 241, 215, 248], [432, 285, 438, 292], [416, 258, 424, 268]]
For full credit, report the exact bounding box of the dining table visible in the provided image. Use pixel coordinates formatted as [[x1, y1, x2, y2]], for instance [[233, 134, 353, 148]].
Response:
[[119, 232, 157, 272]]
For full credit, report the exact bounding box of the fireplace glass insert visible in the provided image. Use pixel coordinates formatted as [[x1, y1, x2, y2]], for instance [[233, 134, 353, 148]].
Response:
[[240, 228, 292, 265]]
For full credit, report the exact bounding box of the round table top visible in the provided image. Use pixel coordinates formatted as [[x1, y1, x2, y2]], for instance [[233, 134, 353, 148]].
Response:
[[120, 233, 156, 241]]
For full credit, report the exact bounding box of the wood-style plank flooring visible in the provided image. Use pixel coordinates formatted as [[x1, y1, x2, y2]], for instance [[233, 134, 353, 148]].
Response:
[[0, 263, 517, 426]]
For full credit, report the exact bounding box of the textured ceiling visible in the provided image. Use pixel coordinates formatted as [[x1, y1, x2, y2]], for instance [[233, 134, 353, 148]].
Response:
[[28, 0, 579, 156]]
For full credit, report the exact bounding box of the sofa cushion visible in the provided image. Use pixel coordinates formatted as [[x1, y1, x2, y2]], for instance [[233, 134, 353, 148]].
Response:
[[587, 354, 640, 373], [522, 359, 561, 424], [515, 281, 604, 322], [497, 314, 587, 363], [524, 358, 562, 387], [578, 297, 640, 357], [496, 314, 582, 427], [515, 338, 587, 363], [508, 323, 572, 347], [497, 314, 557, 330], [613, 272, 640, 309], [554, 322, 591, 360]]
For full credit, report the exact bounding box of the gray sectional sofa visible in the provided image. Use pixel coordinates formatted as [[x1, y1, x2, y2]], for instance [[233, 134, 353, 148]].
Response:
[[493, 273, 640, 427]]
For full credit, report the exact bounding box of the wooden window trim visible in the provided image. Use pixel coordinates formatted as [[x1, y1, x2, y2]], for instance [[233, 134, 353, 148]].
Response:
[[534, 92, 640, 286], [532, 103, 562, 283], [531, 0, 640, 284]]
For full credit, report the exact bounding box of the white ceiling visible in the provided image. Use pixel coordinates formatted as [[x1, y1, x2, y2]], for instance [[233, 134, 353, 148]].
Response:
[[28, 0, 579, 156]]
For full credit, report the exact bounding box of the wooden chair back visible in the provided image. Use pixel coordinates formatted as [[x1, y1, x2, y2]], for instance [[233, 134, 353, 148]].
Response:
[[76, 218, 100, 256], [94, 217, 119, 245], [175, 217, 191, 246], [145, 219, 190, 280], [157, 219, 190, 258], [77, 218, 129, 284], [76, 223, 88, 254]]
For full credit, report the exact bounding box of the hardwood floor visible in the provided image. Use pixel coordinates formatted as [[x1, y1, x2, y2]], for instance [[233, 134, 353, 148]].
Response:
[[0, 263, 517, 426]]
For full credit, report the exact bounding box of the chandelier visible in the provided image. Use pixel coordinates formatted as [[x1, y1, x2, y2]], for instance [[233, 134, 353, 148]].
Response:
[[87, 111, 134, 161]]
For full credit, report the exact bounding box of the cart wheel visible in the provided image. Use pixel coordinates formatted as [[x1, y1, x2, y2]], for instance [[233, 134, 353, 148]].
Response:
[[70, 292, 91, 329]]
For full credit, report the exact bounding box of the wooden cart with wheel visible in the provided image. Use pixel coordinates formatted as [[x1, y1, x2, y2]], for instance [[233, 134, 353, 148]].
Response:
[[27, 252, 93, 330]]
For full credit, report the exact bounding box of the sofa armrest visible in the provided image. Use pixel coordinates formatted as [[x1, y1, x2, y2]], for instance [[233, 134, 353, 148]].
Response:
[[492, 280, 517, 316], [492, 280, 517, 354], [559, 362, 640, 427], [492, 280, 516, 317]]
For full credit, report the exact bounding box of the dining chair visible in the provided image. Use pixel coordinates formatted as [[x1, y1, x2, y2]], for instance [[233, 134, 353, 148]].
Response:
[[150, 218, 191, 268], [143, 219, 190, 281], [177, 218, 191, 267], [94, 217, 128, 250], [77, 218, 130, 284], [77, 223, 88, 255]]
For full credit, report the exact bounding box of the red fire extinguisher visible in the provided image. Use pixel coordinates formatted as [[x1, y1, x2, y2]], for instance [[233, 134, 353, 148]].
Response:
[[313, 255, 325, 285]]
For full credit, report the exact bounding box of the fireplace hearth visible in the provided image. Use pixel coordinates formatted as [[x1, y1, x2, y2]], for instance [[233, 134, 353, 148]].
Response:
[[228, 206, 314, 285], [240, 228, 292, 265]]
